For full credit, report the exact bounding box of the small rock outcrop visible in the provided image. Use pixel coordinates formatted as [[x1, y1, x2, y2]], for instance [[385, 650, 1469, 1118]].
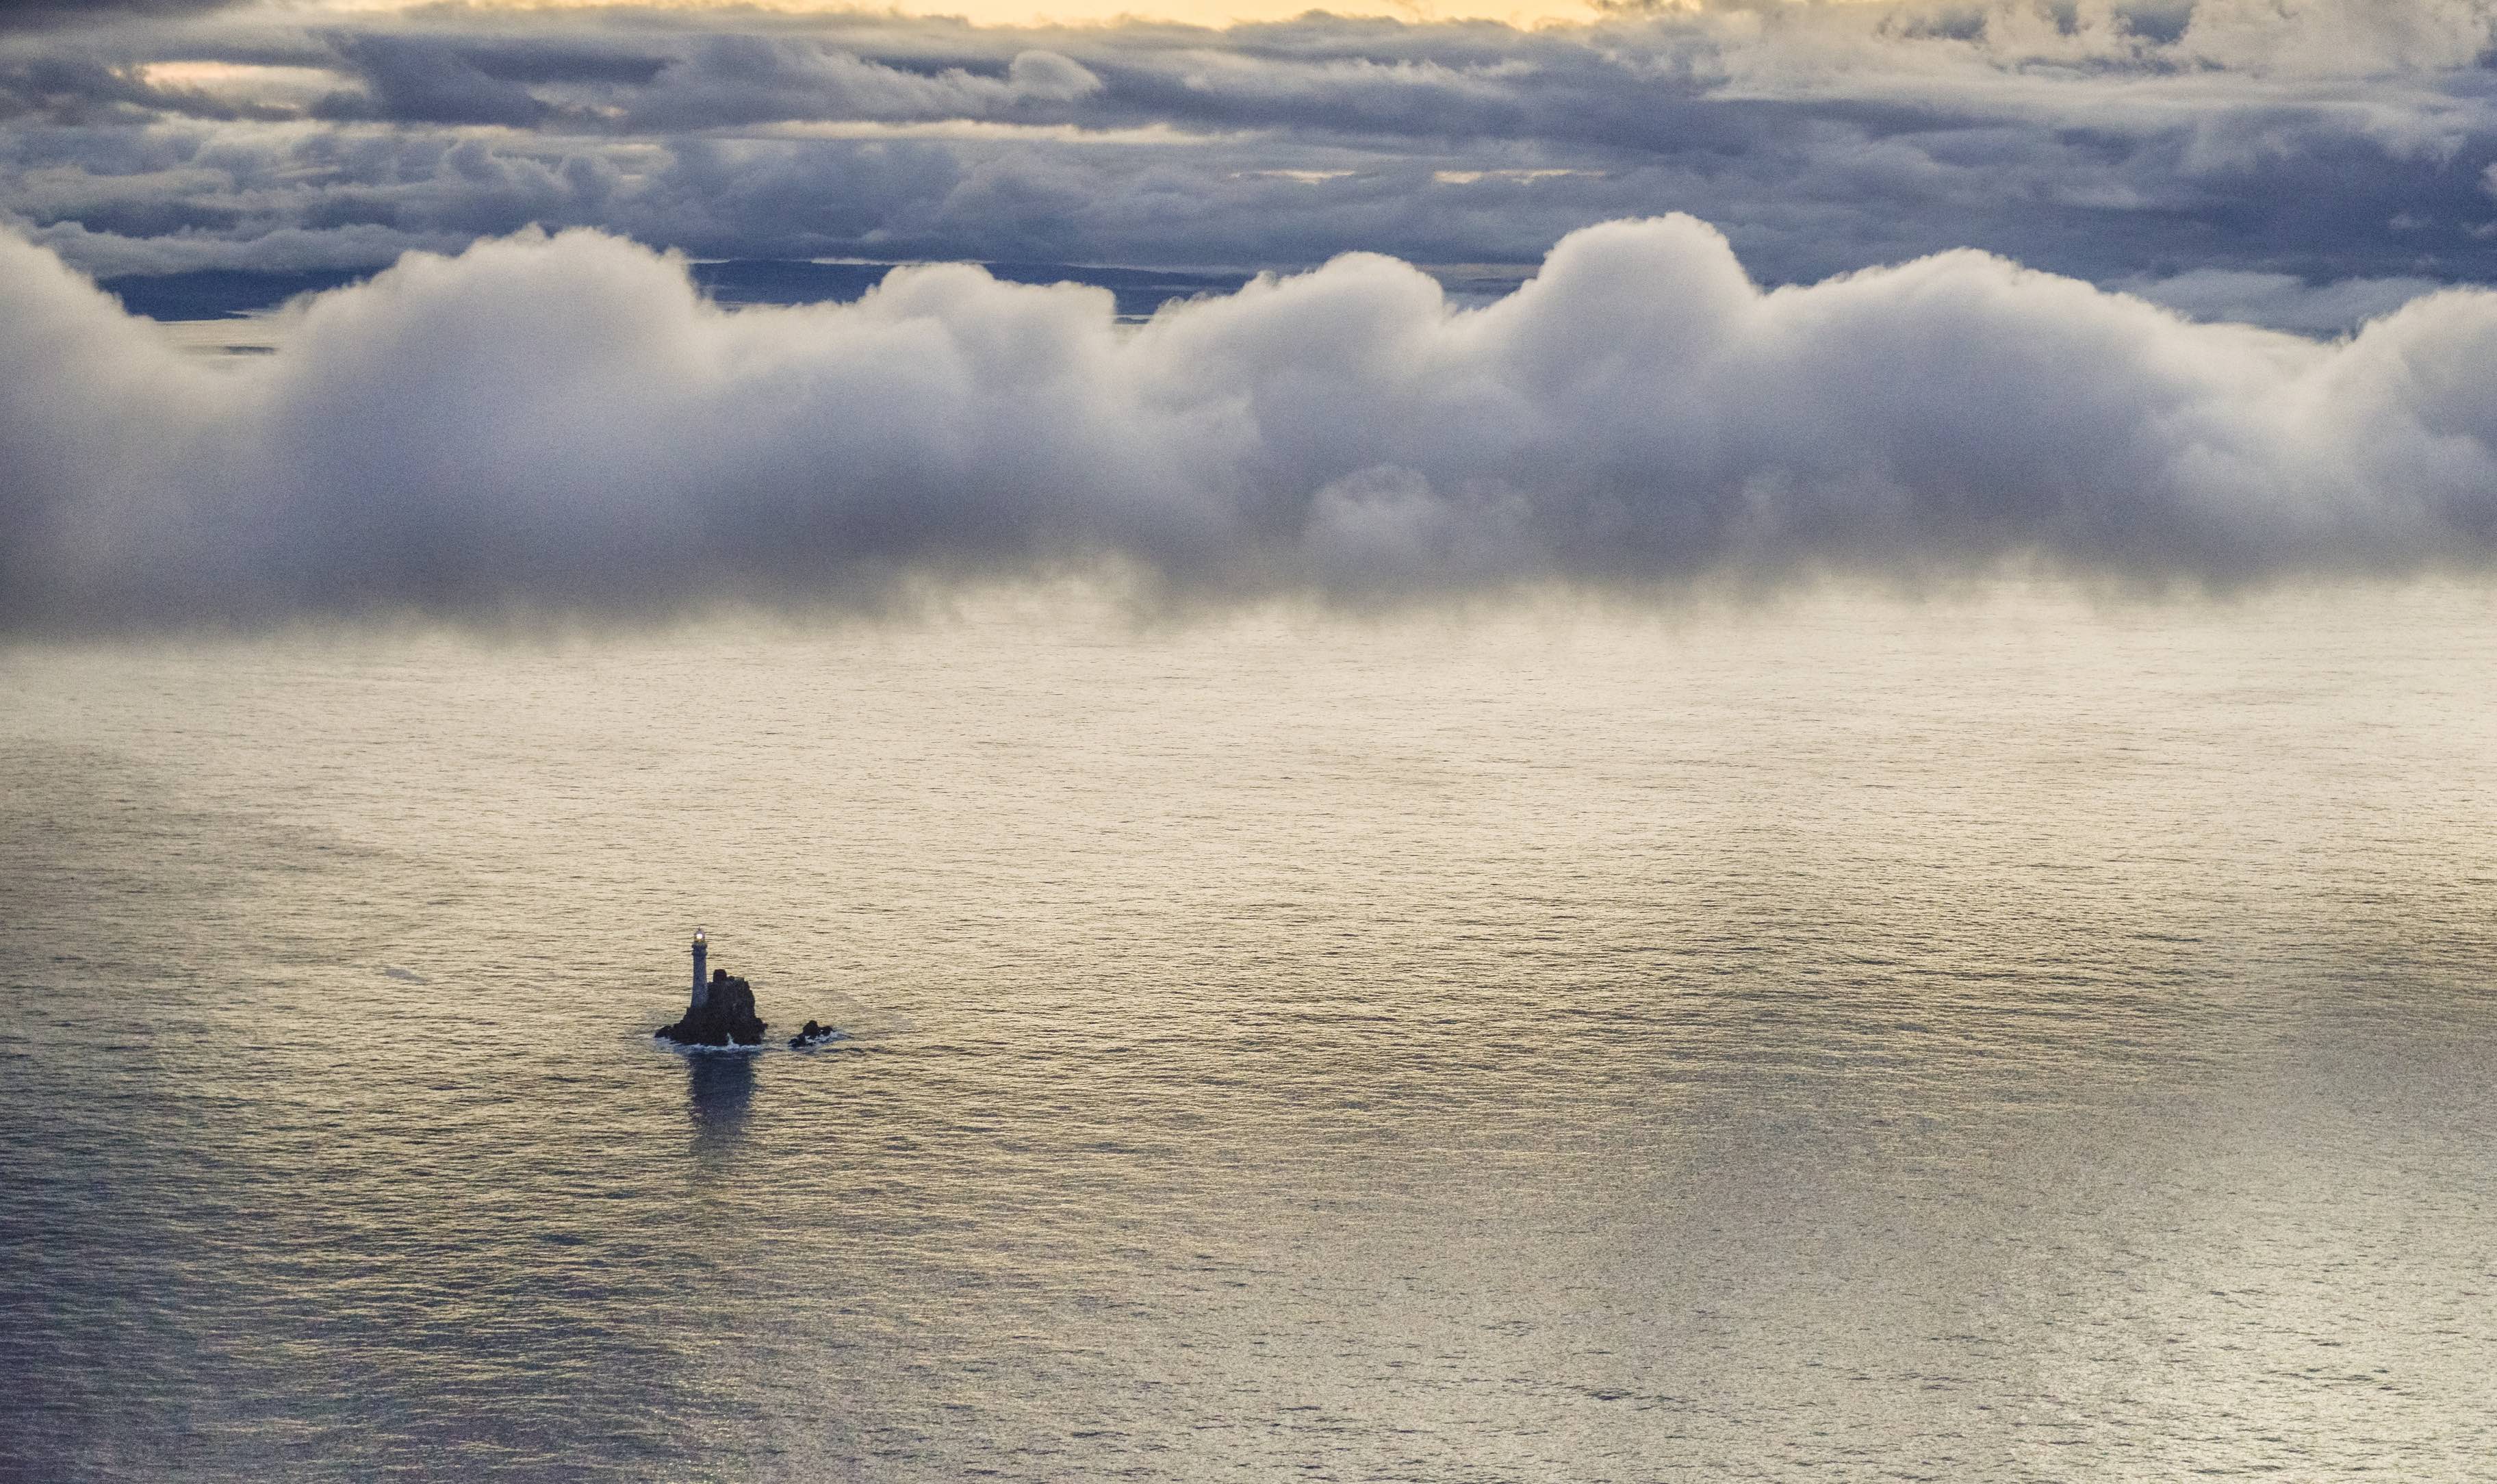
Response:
[[789, 1019, 838, 1049], [658, 969, 767, 1047]]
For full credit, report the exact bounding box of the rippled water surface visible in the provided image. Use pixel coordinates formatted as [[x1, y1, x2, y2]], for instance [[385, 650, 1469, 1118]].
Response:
[[6, 587, 2497, 1481]]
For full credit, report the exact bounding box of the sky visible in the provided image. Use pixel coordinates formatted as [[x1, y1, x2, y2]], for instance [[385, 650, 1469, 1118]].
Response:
[[15, 0, 2497, 299], [7, 0, 2497, 629]]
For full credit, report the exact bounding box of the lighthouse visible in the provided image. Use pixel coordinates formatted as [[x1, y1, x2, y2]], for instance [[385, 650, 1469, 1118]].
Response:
[[656, 923, 766, 1046]]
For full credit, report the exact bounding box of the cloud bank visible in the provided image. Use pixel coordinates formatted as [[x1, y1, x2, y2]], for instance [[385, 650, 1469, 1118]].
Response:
[[4, 215, 2494, 631]]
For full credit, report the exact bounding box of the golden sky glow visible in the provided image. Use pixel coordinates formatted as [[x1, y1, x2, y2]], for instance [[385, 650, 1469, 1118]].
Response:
[[887, 0, 1604, 27], [308, 0, 1637, 31]]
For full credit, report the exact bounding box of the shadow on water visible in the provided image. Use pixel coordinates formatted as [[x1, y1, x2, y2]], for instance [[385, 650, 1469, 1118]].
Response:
[[684, 1053, 755, 1155]]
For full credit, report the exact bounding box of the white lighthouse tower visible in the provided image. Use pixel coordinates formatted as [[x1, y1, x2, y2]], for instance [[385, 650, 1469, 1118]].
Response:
[[691, 927, 709, 1010]]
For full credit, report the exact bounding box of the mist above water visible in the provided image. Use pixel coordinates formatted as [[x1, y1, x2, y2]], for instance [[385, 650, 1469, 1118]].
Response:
[[13, 216, 2497, 633]]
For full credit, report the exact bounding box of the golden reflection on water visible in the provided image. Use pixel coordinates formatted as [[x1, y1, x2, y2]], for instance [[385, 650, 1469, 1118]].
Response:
[[3, 582, 2496, 1478]]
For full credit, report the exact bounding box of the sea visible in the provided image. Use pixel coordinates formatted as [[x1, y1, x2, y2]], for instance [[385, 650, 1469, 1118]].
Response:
[[4, 583, 2495, 1481]]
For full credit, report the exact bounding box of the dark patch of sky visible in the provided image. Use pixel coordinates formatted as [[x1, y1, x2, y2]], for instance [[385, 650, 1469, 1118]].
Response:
[[6, 1, 2497, 329]]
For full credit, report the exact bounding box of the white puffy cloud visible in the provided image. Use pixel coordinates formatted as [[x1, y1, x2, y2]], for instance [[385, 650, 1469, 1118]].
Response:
[[2, 214, 2492, 630]]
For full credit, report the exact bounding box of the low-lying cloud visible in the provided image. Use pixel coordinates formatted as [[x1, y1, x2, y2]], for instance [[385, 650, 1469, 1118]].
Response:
[[3, 214, 2494, 632]]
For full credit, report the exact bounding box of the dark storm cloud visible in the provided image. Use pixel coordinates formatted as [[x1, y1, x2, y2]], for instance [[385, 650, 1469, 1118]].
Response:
[[5, 216, 2497, 632], [0, 0, 241, 34], [9, 0, 2497, 303], [0, 49, 206, 122], [312, 34, 552, 127], [3, 0, 2497, 342]]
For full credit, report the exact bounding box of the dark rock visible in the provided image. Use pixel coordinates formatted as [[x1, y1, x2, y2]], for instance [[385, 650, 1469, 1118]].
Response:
[[657, 969, 767, 1047], [789, 1019, 838, 1049]]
